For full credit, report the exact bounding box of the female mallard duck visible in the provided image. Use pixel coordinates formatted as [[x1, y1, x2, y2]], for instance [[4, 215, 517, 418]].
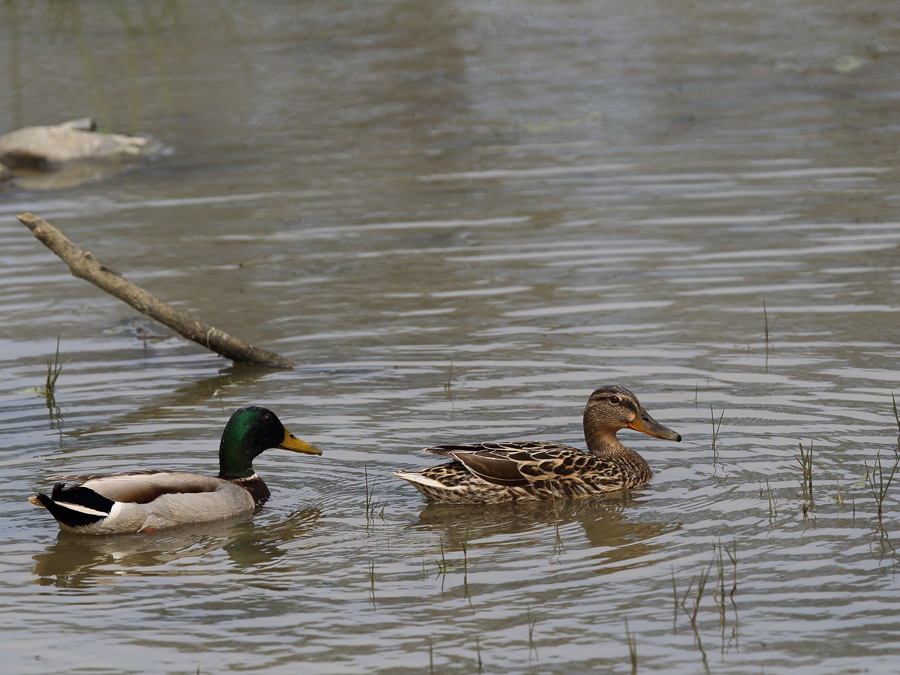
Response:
[[393, 385, 681, 503], [29, 406, 322, 534]]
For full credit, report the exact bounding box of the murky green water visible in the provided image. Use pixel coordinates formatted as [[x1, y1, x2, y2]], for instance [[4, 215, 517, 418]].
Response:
[[2, 1, 900, 673]]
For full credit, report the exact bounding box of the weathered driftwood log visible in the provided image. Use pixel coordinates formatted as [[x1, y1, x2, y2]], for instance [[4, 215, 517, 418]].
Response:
[[18, 213, 293, 369]]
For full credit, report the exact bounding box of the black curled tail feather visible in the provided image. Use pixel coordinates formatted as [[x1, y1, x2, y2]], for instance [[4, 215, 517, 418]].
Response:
[[36, 483, 116, 529]]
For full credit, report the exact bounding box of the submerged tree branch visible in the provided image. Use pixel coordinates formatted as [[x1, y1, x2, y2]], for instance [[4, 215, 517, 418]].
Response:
[[18, 212, 293, 369]]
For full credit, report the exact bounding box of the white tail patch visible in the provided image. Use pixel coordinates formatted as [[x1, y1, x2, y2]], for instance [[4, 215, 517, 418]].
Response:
[[55, 501, 110, 517], [392, 471, 451, 490]]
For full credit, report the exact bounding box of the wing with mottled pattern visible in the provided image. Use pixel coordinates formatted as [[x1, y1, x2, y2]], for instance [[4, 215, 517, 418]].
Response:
[[423, 442, 624, 489]]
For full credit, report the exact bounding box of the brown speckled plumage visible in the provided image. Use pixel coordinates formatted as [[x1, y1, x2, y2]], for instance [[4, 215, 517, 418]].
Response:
[[393, 385, 682, 504]]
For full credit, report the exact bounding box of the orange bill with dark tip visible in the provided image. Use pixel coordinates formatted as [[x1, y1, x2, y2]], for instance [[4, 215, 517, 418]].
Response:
[[627, 407, 682, 442]]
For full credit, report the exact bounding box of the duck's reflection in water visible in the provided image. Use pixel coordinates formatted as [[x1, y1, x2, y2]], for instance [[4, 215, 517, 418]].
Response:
[[412, 491, 679, 572], [31, 506, 321, 588]]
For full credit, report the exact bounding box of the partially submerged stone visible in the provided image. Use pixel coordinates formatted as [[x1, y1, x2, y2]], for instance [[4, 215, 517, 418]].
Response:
[[0, 118, 162, 189]]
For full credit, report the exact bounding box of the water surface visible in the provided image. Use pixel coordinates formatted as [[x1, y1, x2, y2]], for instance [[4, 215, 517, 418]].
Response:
[[2, 1, 900, 673]]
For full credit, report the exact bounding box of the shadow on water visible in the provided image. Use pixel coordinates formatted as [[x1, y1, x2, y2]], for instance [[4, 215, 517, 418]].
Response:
[[31, 506, 321, 588], [413, 491, 679, 571]]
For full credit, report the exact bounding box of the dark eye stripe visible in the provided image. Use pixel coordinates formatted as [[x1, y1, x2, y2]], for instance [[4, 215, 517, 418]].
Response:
[[592, 394, 638, 413]]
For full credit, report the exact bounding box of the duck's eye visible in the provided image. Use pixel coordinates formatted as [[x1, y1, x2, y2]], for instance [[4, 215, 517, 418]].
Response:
[[609, 395, 621, 405], [264, 413, 273, 423]]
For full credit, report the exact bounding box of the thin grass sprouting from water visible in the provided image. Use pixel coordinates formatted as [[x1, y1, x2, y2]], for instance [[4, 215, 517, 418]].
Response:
[[671, 567, 679, 631], [691, 559, 714, 625], [462, 523, 470, 574], [527, 606, 538, 659], [835, 479, 847, 507], [43, 335, 64, 401], [436, 535, 450, 576], [675, 558, 714, 626], [865, 452, 899, 520], [624, 618, 638, 674], [364, 464, 385, 527], [892, 392, 900, 446], [710, 407, 724, 461], [763, 477, 778, 522], [797, 441, 814, 506], [720, 540, 738, 599], [672, 559, 726, 675], [41, 336, 66, 430], [444, 360, 454, 402], [713, 540, 741, 656], [46, 335, 64, 392]]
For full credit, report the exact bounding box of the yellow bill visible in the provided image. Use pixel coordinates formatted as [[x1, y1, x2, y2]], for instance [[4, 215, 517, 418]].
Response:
[[279, 428, 323, 455]]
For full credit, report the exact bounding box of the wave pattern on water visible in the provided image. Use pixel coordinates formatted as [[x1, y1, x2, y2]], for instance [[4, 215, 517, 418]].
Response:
[[2, 0, 900, 673]]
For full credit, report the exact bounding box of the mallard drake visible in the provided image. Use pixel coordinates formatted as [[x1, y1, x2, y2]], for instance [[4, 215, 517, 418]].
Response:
[[29, 406, 322, 534], [393, 385, 681, 503]]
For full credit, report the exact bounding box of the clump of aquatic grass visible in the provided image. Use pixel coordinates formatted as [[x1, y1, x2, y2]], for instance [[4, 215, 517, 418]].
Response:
[[672, 559, 714, 673], [435, 535, 451, 576], [527, 606, 539, 659], [835, 479, 847, 507], [713, 539, 738, 601], [671, 567, 680, 629], [865, 452, 899, 520], [444, 360, 454, 403], [35, 336, 67, 408], [45, 336, 64, 397], [36, 337, 68, 430], [797, 441, 814, 505], [364, 465, 386, 526], [714, 540, 741, 654], [624, 618, 638, 674], [763, 477, 778, 522], [893, 392, 900, 446], [676, 558, 715, 626], [672, 557, 729, 674], [462, 523, 470, 570], [434, 531, 470, 578], [710, 407, 724, 461], [690, 559, 714, 625]]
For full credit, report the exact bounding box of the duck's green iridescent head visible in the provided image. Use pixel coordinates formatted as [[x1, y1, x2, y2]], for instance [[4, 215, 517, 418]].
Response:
[[218, 406, 321, 479]]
